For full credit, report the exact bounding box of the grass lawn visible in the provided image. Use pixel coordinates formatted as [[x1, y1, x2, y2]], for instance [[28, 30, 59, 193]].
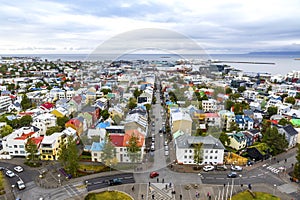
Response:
[[0, 173, 6, 195], [78, 164, 110, 173], [84, 191, 132, 200], [232, 190, 280, 200]]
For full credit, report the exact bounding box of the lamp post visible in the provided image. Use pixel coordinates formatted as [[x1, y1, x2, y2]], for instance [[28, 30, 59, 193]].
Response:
[[273, 184, 276, 195], [109, 163, 112, 174], [58, 174, 61, 186], [11, 184, 15, 199], [239, 174, 242, 186], [39, 174, 43, 185]]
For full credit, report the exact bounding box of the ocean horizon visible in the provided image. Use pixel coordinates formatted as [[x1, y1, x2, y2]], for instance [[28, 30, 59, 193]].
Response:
[[1, 52, 300, 75]]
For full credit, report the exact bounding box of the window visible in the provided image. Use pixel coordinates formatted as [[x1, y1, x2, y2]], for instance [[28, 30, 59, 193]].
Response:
[[184, 155, 187, 159], [43, 155, 46, 158], [205, 156, 208, 159], [210, 150, 213, 153], [19, 145, 24, 148], [205, 150, 208, 153], [189, 156, 192, 159], [20, 151, 25, 154], [94, 153, 97, 156], [215, 156, 218, 159], [14, 145, 18, 148], [15, 151, 18, 154], [120, 148, 123, 152], [210, 156, 213, 159], [185, 150, 187, 153], [215, 150, 218, 153]]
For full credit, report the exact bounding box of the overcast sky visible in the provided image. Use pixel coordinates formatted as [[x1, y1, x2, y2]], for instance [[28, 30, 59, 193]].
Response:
[[1, 0, 300, 54]]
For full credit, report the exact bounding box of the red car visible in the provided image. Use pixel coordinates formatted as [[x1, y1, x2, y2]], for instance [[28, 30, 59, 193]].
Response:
[[150, 171, 159, 178]]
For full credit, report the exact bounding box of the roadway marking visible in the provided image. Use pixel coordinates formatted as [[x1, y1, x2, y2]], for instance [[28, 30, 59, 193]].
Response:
[[258, 173, 264, 176], [206, 177, 214, 179], [216, 178, 224, 180], [249, 176, 256, 178]]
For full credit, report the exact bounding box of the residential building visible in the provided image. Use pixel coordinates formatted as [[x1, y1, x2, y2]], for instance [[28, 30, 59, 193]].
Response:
[[0, 96, 12, 111], [40, 132, 65, 160], [227, 132, 247, 150], [202, 99, 217, 112], [278, 125, 298, 148], [169, 109, 192, 135], [175, 134, 225, 165]]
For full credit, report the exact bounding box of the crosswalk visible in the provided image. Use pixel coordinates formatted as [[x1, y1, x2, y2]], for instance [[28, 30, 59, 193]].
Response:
[[148, 183, 173, 200], [266, 166, 281, 174]]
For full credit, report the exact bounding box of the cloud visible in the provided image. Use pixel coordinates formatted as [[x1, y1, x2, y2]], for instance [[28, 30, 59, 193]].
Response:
[[0, 0, 300, 54]]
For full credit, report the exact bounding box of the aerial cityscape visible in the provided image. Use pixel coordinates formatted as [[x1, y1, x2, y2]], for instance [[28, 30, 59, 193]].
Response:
[[1, 1, 300, 200]]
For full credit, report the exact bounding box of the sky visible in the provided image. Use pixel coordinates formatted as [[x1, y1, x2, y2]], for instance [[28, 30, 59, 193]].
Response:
[[1, 0, 300, 54]]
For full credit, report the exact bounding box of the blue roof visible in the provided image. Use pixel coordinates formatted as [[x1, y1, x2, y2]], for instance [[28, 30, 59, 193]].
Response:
[[235, 115, 245, 124], [6, 115, 17, 121], [244, 116, 254, 123], [90, 141, 105, 151], [97, 121, 110, 129]]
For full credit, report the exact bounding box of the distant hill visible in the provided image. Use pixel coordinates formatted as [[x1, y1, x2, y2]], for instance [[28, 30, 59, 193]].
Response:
[[248, 51, 300, 55]]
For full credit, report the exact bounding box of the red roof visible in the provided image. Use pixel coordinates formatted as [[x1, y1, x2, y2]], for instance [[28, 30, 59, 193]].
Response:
[[205, 113, 219, 118], [72, 95, 82, 104], [268, 120, 278, 125], [109, 134, 124, 147], [15, 132, 35, 140], [41, 102, 54, 110], [123, 130, 145, 147], [66, 118, 82, 128], [29, 136, 44, 146]]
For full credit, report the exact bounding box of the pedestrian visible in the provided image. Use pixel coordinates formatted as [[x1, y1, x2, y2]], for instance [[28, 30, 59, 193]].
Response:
[[169, 182, 172, 188], [141, 194, 144, 199], [152, 194, 155, 199], [149, 182, 151, 186], [285, 158, 287, 163], [208, 195, 212, 200], [157, 178, 159, 183], [207, 192, 210, 197], [132, 185, 134, 192], [179, 194, 182, 200], [165, 184, 168, 190], [223, 183, 226, 187], [162, 178, 164, 183]]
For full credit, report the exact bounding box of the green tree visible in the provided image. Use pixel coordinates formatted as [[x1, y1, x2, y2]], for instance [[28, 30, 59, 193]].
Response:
[[293, 145, 300, 179], [285, 96, 296, 105], [25, 138, 38, 162], [296, 93, 300, 99], [101, 88, 112, 95], [237, 86, 246, 93], [101, 134, 117, 166], [278, 118, 292, 126], [57, 116, 69, 128], [168, 91, 178, 103], [127, 133, 141, 163], [262, 127, 288, 155], [229, 93, 241, 100], [133, 89, 143, 99], [58, 136, 79, 177], [21, 94, 32, 110], [0, 125, 13, 137], [267, 106, 278, 117], [112, 115, 122, 125], [225, 100, 234, 110], [280, 94, 288, 102], [219, 132, 231, 146], [100, 110, 110, 120], [46, 126, 62, 136], [7, 83, 15, 91], [19, 115, 33, 127], [193, 143, 203, 167], [229, 121, 238, 132], [225, 87, 232, 95], [128, 97, 137, 110]]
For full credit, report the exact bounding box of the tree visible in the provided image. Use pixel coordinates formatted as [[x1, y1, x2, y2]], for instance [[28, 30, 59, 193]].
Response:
[[267, 106, 278, 117], [0, 125, 13, 137], [19, 115, 33, 127], [127, 133, 141, 163], [101, 134, 117, 166], [133, 89, 143, 99], [278, 118, 292, 126], [57, 116, 69, 128], [262, 127, 288, 155], [21, 94, 32, 110], [195, 128, 205, 136], [296, 93, 300, 99], [229, 121, 238, 132], [168, 91, 178, 103], [225, 87, 232, 95], [219, 132, 231, 146], [285, 96, 296, 105], [280, 94, 288, 102], [293, 145, 300, 179], [101, 88, 112, 95], [58, 136, 79, 177], [46, 126, 62, 136], [193, 143, 203, 167], [237, 86, 246, 93], [25, 138, 38, 162], [225, 100, 234, 110], [128, 97, 137, 110], [100, 110, 110, 120], [112, 115, 122, 125], [229, 93, 241, 100]]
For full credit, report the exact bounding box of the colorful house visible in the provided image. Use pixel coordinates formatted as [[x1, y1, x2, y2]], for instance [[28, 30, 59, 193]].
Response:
[[65, 118, 83, 136]]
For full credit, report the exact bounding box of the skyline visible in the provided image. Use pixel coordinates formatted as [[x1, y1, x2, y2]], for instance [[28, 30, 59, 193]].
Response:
[[1, 0, 300, 54]]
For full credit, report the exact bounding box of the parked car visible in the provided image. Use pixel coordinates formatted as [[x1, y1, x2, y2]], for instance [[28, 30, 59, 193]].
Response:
[[6, 170, 15, 178], [290, 177, 300, 183], [227, 172, 237, 178], [151, 144, 155, 151], [150, 171, 159, 178], [14, 166, 24, 173], [203, 165, 215, 172], [164, 150, 169, 156], [216, 165, 227, 171], [108, 178, 122, 186], [231, 165, 243, 171], [164, 140, 168, 146], [152, 137, 155, 142], [17, 180, 26, 190], [164, 145, 169, 151], [0, 166, 5, 171]]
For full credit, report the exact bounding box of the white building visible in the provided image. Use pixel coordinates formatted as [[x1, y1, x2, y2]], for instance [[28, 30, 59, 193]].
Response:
[[175, 134, 225, 165], [0, 96, 12, 111], [202, 99, 217, 112]]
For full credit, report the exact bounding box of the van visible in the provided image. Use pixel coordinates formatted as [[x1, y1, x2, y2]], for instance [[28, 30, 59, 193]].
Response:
[[164, 150, 169, 156]]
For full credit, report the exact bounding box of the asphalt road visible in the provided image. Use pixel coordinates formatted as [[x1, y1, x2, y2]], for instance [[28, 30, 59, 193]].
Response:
[[86, 172, 135, 191]]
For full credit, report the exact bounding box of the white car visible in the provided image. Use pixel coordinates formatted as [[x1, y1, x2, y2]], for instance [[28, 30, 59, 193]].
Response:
[[6, 170, 15, 177], [14, 166, 24, 173], [17, 180, 26, 190], [231, 165, 243, 171], [203, 165, 215, 172]]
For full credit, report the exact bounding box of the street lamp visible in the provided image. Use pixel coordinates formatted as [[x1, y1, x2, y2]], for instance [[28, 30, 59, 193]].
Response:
[[109, 163, 112, 174], [239, 174, 242, 186], [273, 184, 276, 195], [58, 174, 61, 186], [11, 184, 15, 199]]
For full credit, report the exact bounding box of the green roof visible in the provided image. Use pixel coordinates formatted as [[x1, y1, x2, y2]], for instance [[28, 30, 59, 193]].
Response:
[[291, 119, 300, 127]]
